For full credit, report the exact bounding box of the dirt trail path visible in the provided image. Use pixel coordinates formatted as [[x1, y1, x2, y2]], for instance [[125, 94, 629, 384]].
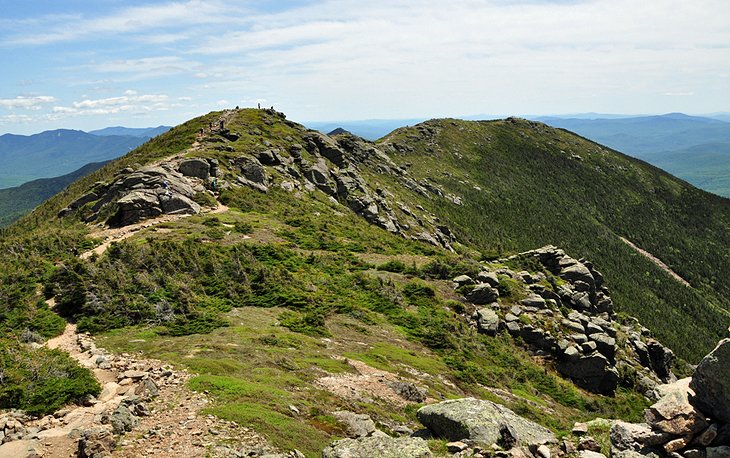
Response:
[[80, 202, 228, 259], [5, 322, 277, 458], [620, 237, 691, 287]]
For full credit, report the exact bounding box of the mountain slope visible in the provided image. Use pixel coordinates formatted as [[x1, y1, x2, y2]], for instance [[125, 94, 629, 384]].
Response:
[[0, 129, 149, 189], [0, 161, 108, 227], [2, 108, 729, 456], [375, 117, 730, 361]]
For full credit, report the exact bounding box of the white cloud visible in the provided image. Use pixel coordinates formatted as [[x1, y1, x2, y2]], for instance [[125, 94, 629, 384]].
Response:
[[50, 93, 171, 116], [0, 95, 58, 110], [6, 0, 235, 46]]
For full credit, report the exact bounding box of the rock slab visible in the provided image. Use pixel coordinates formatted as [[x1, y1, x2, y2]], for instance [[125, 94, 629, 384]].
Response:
[[416, 398, 556, 446]]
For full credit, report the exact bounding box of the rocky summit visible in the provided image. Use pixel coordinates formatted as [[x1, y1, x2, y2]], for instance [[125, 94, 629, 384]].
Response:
[[1, 108, 730, 458]]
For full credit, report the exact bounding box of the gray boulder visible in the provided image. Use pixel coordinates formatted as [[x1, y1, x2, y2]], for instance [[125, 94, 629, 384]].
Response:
[[78, 426, 116, 458], [690, 339, 730, 423], [477, 271, 500, 287], [160, 194, 201, 215], [453, 275, 475, 287], [520, 294, 546, 308], [111, 191, 162, 226], [610, 421, 672, 452], [465, 284, 499, 305], [561, 263, 595, 288], [178, 158, 210, 179], [475, 308, 500, 336], [109, 405, 137, 434], [333, 411, 377, 438], [322, 436, 432, 458], [416, 398, 556, 445], [238, 156, 268, 186]]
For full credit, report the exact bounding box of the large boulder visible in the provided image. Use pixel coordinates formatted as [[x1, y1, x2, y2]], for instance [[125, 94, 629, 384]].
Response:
[[322, 436, 432, 458], [690, 339, 730, 423], [110, 191, 162, 226], [465, 284, 499, 305], [333, 411, 377, 438], [610, 421, 672, 452], [178, 158, 210, 179], [416, 398, 556, 446], [475, 308, 500, 336]]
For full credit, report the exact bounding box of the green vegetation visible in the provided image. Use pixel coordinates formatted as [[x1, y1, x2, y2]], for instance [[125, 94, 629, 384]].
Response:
[[0, 339, 100, 416]]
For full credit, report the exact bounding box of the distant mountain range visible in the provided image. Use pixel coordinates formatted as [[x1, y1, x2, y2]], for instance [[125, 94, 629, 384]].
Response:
[[307, 113, 730, 197], [88, 125, 171, 138], [0, 161, 108, 227], [0, 126, 171, 189], [0, 125, 171, 226]]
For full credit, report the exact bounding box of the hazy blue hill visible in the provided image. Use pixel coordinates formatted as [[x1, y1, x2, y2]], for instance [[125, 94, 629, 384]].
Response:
[[641, 143, 730, 197], [535, 113, 730, 154], [0, 129, 147, 189], [88, 125, 171, 137], [0, 161, 107, 227]]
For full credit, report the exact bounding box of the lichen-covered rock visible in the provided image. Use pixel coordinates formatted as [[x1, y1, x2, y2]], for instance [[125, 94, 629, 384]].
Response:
[[416, 398, 556, 446], [475, 308, 500, 336], [321, 436, 432, 458], [690, 339, 730, 423]]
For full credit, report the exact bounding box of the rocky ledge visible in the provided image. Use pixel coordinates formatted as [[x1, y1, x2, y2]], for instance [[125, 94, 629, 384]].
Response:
[[453, 245, 674, 395]]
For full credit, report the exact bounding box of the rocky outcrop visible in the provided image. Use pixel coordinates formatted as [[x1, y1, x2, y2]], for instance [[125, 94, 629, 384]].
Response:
[[178, 157, 214, 179], [59, 164, 206, 227], [416, 398, 557, 446], [456, 245, 675, 395], [322, 436, 432, 458], [690, 339, 730, 424]]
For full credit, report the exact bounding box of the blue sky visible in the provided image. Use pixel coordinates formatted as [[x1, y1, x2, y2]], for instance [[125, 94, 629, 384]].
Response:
[[1, 0, 729, 134]]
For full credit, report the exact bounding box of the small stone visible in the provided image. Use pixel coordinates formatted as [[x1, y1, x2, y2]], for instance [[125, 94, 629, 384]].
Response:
[[572, 423, 588, 435], [664, 436, 692, 453], [447, 441, 469, 453], [578, 436, 602, 452], [536, 444, 551, 458]]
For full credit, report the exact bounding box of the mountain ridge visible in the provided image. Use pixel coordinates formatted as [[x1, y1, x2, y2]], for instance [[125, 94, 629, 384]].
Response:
[[1, 108, 729, 457]]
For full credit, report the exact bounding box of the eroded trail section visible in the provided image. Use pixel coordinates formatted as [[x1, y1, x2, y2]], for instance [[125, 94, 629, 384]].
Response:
[[0, 324, 276, 458], [620, 237, 691, 287]]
